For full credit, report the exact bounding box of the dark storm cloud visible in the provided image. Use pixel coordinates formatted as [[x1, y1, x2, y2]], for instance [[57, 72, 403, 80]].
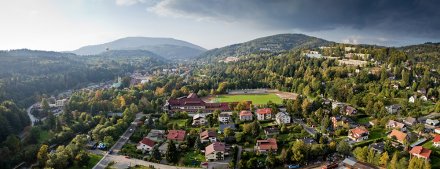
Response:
[[150, 0, 440, 38]]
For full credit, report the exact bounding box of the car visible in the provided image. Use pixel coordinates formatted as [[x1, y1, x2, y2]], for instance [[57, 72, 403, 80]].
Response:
[[288, 164, 300, 169], [108, 150, 113, 154], [125, 156, 131, 159]]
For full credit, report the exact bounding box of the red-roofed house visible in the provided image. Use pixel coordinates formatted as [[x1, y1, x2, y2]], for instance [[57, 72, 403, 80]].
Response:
[[256, 108, 273, 121], [348, 127, 369, 142], [433, 135, 440, 147], [200, 130, 217, 143], [239, 110, 253, 121], [388, 129, 408, 144], [167, 130, 186, 142], [409, 146, 432, 160], [205, 142, 225, 161], [256, 138, 278, 153], [137, 137, 156, 152]]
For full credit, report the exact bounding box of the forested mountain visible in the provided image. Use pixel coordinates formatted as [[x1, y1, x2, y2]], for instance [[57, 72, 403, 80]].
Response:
[[72, 37, 206, 59], [198, 33, 332, 61], [98, 49, 164, 59]]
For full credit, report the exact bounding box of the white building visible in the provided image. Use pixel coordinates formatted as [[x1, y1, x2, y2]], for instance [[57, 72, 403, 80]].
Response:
[[218, 113, 230, 123], [137, 137, 155, 152], [205, 142, 225, 161], [192, 114, 206, 126], [275, 112, 291, 125], [256, 108, 273, 121], [426, 119, 440, 126], [409, 96, 416, 103]]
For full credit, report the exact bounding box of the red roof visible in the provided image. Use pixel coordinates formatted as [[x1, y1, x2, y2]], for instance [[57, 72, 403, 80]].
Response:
[[256, 138, 278, 151], [257, 108, 272, 115], [205, 142, 225, 156], [350, 127, 369, 137], [409, 146, 432, 159], [388, 129, 407, 142], [433, 135, 440, 143], [239, 110, 253, 117], [139, 137, 155, 147], [200, 130, 217, 140], [167, 130, 186, 142]]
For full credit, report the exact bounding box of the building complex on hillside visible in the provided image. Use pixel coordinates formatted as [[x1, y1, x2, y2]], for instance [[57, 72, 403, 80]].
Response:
[[163, 93, 251, 113]]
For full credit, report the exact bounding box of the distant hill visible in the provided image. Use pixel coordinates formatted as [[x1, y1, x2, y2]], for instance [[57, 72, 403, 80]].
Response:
[[72, 37, 206, 59], [198, 33, 333, 61], [98, 49, 163, 58]]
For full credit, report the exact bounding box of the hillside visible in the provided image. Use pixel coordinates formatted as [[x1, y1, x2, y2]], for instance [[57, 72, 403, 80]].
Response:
[[198, 33, 333, 61], [72, 37, 206, 59]]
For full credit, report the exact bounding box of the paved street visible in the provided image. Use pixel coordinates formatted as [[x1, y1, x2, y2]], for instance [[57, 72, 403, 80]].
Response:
[[293, 118, 317, 136]]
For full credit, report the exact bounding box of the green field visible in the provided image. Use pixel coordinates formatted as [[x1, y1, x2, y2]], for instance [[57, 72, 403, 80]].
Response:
[[212, 93, 283, 105], [68, 153, 102, 169]]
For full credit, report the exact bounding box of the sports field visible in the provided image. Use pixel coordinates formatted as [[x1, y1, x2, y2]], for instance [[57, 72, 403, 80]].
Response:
[[211, 93, 283, 105]]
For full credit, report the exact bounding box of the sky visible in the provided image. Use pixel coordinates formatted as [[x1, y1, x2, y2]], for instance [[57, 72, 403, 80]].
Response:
[[0, 0, 439, 51]]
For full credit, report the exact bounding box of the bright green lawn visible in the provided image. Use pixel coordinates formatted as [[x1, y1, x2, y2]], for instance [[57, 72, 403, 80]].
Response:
[[170, 119, 188, 127], [38, 130, 54, 144], [212, 93, 283, 105], [369, 128, 386, 139], [68, 153, 102, 169]]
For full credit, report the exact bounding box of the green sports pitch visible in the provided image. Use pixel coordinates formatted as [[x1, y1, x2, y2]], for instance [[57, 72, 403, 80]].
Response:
[[211, 93, 283, 105]]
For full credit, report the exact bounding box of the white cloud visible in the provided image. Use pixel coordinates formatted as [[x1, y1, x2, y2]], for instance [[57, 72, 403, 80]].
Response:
[[115, 0, 146, 6]]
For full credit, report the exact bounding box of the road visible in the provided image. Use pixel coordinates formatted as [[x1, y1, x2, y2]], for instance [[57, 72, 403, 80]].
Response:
[[93, 113, 143, 169], [235, 146, 242, 169], [26, 105, 38, 126], [293, 118, 317, 136]]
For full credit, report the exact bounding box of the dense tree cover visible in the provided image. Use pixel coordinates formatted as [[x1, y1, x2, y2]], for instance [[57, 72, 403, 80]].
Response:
[[0, 101, 30, 141]]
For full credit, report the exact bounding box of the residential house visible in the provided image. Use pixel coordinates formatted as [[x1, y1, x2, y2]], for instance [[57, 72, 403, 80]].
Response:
[[331, 102, 345, 110], [146, 129, 165, 142], [385, 104, 401, 114], [192, 113, 206, 126], [435, 128, 440, 134], [255, 138, 278, 153], [369, 142, 385, 153], [264, 127, 280, 136], [218, 113, 230, 123], [55, 99, 67, 107], [344, 106, 357, 116], [433, 135, 440, 147], [158, 142, 168, 155], [388, 129, 408, 144], [137, 137, 156, 152], [200, 130, 217, 143], [409, 96, 416, 103], [256, 108, 273, 121], [348, 127, 369, 142], [219, 124, 236, 133], [341, 157, 378, 169], [404, 117, 418, 126], [275, 112, 291, 124], [205, 142, 225, 161], [409, 146, 432, 160], [386, 120, 407, 132], [426, 119, 439, 126], [167, 130, 186, 142], [299, 138, 317, 145], [239, 110, 253, 121]]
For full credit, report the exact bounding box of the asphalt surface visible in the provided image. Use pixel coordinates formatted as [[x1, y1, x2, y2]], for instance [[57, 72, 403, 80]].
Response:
[[293, 118, 317, 136]]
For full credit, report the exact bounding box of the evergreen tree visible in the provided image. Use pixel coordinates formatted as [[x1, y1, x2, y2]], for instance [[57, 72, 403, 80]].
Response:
[[166, 140, 178, 163], [152, 146, 162, 162]]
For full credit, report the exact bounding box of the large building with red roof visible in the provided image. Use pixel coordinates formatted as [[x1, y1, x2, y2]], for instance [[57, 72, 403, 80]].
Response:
[[256, 108, 273, 120], [348, 127, 369, 142], [205, 142, 225, 161], [409, 146, 432, 160], [167, 130, 186, 142], [164, 93, 251, 113], [433, 135, 440, 147]]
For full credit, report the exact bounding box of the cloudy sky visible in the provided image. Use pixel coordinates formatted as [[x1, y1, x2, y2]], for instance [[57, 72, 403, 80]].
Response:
[[0, 0, 439, 51]]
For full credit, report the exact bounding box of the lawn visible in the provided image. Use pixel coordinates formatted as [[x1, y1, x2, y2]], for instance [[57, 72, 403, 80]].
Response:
[[355, 117, 370, 124], [169, 119, 188, 127], [38, 130, 54, 144], [68, 153, 102, 169], [212, 93, 283, 105], [369, 128, 386, 139], [181, 150, 206, 167]]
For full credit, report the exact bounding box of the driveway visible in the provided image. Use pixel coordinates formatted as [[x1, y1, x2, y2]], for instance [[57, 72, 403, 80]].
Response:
[[293, 119, 317, 136]]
